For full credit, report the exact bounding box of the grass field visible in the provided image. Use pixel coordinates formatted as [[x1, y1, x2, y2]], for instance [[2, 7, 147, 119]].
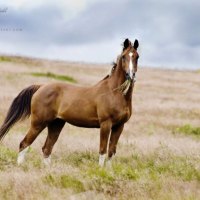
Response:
[[0, 55, 199, 200]]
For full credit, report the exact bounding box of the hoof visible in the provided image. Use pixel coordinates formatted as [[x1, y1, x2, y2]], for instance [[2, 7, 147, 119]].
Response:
[[17, 146, 29, 165], [99, 154, 106, 167], [43, 156, 51, 167]]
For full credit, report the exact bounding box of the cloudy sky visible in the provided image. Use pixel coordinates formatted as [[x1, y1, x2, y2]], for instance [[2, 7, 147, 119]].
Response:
[[0, 0, 199, 69]]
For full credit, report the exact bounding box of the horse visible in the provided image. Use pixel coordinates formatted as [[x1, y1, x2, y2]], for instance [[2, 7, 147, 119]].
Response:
[[0, 38, 139, 167]]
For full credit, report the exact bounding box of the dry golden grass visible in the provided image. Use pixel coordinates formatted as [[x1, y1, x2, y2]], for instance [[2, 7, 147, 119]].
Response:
[[0, 55, 200, 200]]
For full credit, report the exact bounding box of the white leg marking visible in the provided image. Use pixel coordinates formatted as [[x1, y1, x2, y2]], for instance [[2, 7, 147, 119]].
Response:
[[43, 155, 51, 167], [99, 154, 106, 167], [17, 146, 29, 165]]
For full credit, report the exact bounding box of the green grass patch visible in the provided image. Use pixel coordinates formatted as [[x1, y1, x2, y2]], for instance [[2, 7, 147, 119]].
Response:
[[0, 56, 12, 62], [0, 146, 199, 199], [135, 150, 200, 182], [84, 150, 200, 195], [111, 151, 199, 182], [175, 124, 200, 137], [0, 146, 17, 170], [29, 72, 77, 83], [61, 150, 97, 167], [87, 167, 115, 185], [0, 55, 41, 66], [43, 174, 84, 192], [60, 149, 200, 186]]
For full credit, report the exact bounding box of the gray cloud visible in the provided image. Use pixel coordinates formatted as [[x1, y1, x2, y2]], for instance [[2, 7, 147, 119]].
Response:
[[0, 0, 200, 68], [0, 5, 64, 44]]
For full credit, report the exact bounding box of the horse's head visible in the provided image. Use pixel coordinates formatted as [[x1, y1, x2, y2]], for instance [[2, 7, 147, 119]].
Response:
[[120, 38, 139, 80]]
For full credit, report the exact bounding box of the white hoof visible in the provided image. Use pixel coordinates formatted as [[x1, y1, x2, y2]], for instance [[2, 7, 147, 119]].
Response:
[[43, 156, 51, 167], [99, 154, 106, 167], [17, 146, 29, 165]]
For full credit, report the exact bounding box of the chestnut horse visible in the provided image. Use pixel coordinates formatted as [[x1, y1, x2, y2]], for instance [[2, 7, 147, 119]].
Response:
[[0, 38, 139, 167]]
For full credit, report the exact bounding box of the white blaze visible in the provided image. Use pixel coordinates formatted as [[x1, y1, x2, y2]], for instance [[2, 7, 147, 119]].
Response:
[[129, 52, 133, 79]]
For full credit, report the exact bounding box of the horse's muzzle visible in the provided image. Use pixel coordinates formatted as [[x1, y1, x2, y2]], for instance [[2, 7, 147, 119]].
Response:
[[125, 72, 135, 81], [125, 72, 131, 80]]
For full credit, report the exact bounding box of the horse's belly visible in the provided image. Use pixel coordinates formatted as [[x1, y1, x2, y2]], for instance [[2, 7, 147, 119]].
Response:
[[57, 95, 100, 127], [62, 116, 100, 128], [68, 119, 100, 128], [58, 109, 100, 128]]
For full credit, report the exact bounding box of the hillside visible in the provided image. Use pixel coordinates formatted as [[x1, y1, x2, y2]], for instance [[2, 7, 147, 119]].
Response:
[[0, 55, 200, 200]]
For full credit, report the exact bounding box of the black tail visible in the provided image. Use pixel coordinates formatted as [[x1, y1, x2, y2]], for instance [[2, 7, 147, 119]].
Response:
[[0, 85, 41, 141]]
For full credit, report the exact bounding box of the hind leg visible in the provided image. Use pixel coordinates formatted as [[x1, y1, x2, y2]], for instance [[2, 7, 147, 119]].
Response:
[[42, 118, 65, 166], [17, 122, 46, 165]]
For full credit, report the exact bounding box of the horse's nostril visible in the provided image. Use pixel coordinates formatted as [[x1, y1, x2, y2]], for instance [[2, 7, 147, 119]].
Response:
[[125, 73, 131, 80]]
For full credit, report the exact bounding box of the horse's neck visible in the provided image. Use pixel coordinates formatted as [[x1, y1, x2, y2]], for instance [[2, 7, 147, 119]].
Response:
[[110, 65, 133, 101], [110, 66, 126, 87]]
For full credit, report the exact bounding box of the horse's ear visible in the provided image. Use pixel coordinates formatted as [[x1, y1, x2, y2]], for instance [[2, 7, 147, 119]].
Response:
[[133, 39, 139, 50], [123, 38, 131, 50]]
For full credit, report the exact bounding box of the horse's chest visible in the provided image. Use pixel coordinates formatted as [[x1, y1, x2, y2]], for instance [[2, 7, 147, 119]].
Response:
[[112, 105, 131, 124]]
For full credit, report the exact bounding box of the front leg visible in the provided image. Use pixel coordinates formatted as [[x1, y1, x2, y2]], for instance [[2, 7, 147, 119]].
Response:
[[99, 120, 112, 167], [107, 123, 124, 166]]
